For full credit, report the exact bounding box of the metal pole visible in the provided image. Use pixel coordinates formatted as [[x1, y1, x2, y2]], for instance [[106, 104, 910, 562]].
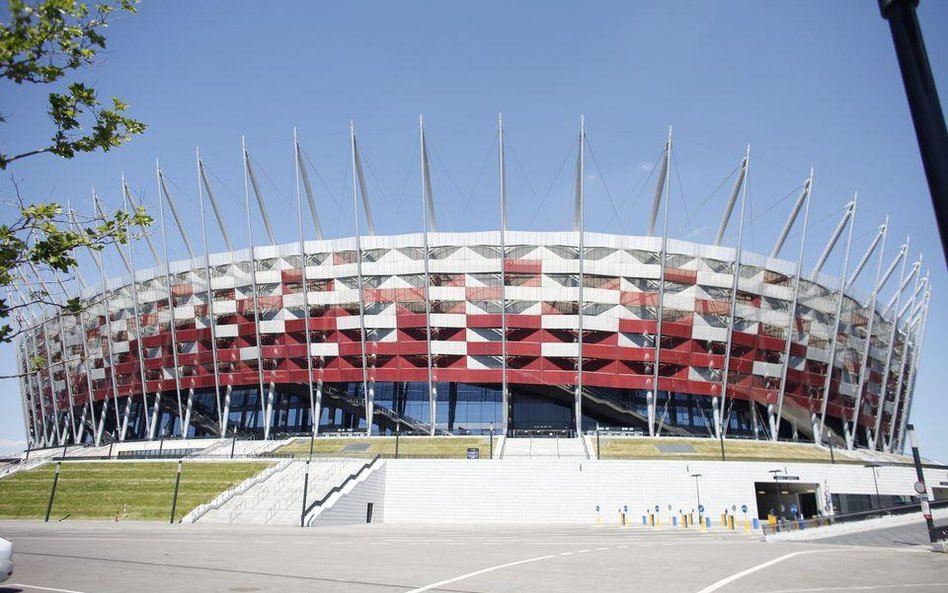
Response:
[[300, 459, 311, 528], [596, 423, 601, 460], [45, 461, 61, 522], [575, 116, 586, 438], [906, 424, 936, 542], [774, 174, 812, 440], [419, 115, 435, 435], [879, 0, 948, 264], [395, 423, 400, 459], [350, 123, 372, 433], [489, 422, 494, 459], [170, 460, 182, 524], [692, 473, 702, 524], [231, 429, 237, 459], [498, 113, 509, 437], [294, 129, 319, 443], [866, 464, 882, 510]]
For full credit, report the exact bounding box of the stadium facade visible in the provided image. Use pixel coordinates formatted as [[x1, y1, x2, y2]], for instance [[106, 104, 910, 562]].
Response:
[[12, 120, 931, 454]]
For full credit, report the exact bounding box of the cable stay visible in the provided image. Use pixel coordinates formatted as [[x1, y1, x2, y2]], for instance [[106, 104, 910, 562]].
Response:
[[120, 180, 161, 264], [242, 146, 277, 245], [811, 198, 856, 279], [196, 154, 235, 252], [294, 135, 324, 241], [770, 170, 814, 259], [713, 153, 749, 245], [156, 167, 197, 259]]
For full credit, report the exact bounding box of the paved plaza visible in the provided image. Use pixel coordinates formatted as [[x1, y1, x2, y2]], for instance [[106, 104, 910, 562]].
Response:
[[0, 521, 946, 593]]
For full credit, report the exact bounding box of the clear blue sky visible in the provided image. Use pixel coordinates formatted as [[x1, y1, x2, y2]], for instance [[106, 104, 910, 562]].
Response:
[[1, 1, 945, 459]]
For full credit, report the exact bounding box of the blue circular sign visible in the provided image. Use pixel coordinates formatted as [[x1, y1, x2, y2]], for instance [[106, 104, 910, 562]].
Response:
[[698, 504, 704, 513], [741, 504, 748, 513], [790, 504, 798, 514]]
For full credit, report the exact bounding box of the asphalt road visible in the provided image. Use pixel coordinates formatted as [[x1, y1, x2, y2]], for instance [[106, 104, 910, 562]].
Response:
[[0, 521, 945, 593]]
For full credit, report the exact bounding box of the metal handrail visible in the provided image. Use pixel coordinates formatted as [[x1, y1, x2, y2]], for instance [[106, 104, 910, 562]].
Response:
[[303, 454, 381, 521]]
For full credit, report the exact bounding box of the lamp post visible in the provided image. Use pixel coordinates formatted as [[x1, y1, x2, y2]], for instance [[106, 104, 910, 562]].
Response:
[[824, 427, 836, 464], [691, 473, 702, 524], [596, 422, 601, 460], [44, 461, 61, 523], [906, 424, 936, 543], [300, 459, 311, 528], [769, 468, 785, 528], [489, 422, 494, 459], [231, 427, 238, 459], [169, 460, 182, 524], [395, 423, 400, 459], [864, 462, 882, 511]]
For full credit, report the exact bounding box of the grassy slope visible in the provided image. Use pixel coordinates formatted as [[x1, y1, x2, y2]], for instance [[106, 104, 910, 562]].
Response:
[[599, 437, 856, 462], [0, 461, 270, 521], [275, 436, 496, 458]]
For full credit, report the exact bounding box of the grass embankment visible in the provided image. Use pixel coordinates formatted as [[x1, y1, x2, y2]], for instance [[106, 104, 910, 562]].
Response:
[[0, 461, 270, 521], [599, 437, 856, 463], [275, 436, 496, 459]]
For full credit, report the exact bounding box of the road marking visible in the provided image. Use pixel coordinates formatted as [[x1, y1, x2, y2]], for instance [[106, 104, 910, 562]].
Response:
[[14, 537, 239, 544], [596, 547, 609, 551], [695, 552, 813, 593], [559, 552, 573, 556], [759, 584, 948, 593], [577, 549, 591, 553], [402, 554, 556, 593], [10, 584, 91, 593]]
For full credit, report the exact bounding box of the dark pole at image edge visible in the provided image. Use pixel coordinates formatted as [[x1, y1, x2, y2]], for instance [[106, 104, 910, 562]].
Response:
[[880, 0, 948, 265]]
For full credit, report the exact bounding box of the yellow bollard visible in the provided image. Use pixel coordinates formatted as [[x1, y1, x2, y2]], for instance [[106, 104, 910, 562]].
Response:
[[657, 517, 661, 528], [728, 515, 735, 530], [700, 515, 706, 531], [744, 520, 750, 533], [721, 513, 727, 527]]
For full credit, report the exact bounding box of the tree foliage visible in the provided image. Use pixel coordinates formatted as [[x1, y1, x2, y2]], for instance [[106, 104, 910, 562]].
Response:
[[0, 0, 146, 168], [0, 1, 150, 350]]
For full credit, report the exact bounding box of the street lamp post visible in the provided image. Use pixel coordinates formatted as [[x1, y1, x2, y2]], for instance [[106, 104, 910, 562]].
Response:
[[169, 460, 182, 524], [44, 461, 61, 523], [489, 422, 494, 459], [865, 462, 882, 511], [596, 422, 601, 460], [691, 473, 702, 524], [769, 468, 785, 529], [906, 424, 936, 543], [300, 459, 311, 528]]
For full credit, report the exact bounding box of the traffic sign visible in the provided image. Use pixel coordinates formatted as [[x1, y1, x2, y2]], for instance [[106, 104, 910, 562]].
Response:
[[596, 505, 600, 513], [624, 505, 628, 513], [914, 481, 927, 494], [655, 505, 660, 512], [741, 504, 748, 513], [921, 500, 932, 519], [698, 504, 704, 513], [790, 504, 798, 515], [731, 504, 737, 512]]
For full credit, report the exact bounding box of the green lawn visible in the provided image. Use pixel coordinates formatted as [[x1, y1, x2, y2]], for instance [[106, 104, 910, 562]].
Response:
[[598, 437, 856, 463], [0, 461, 270, 521], [274, 436, 496, 459]]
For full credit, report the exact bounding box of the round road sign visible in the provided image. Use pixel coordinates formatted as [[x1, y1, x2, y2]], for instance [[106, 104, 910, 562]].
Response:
[[624, 505, 628, 513], [914, 481, 927, 494], [731, 504, 737, 512], [698, 504, 704, 513], [741, 504, 748, 514], [655, 505, 660, 513]]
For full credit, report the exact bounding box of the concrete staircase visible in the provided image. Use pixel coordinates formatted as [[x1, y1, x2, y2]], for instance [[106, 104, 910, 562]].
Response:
[[501, 437, 589, 459], [197, 459, 366, 525]]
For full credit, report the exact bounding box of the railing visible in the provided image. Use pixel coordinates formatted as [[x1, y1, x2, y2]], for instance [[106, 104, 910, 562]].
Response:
[[181, 458, 291, 523], [761, 499, 948, 535], [303, 454, 381, 523]]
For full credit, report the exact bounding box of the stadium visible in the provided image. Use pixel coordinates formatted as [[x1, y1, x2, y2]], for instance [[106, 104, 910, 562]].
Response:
[[12, 122, 932, 456]]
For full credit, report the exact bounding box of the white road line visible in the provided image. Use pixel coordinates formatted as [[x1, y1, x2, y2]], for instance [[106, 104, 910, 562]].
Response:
[[402, 554, 556, 593], [13, 537, 239, 544], [559, 552, 573, 556], [695, 552, 814, 593], [10, 584, 92, 593], [577, 549, 591, 553], [759, 584, 948, 593], [596, 547, 609, 551]]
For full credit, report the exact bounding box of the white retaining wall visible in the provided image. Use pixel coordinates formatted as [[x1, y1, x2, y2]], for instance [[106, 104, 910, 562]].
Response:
[[381, 459, 928, 524], [311, 464, 388, 526]]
